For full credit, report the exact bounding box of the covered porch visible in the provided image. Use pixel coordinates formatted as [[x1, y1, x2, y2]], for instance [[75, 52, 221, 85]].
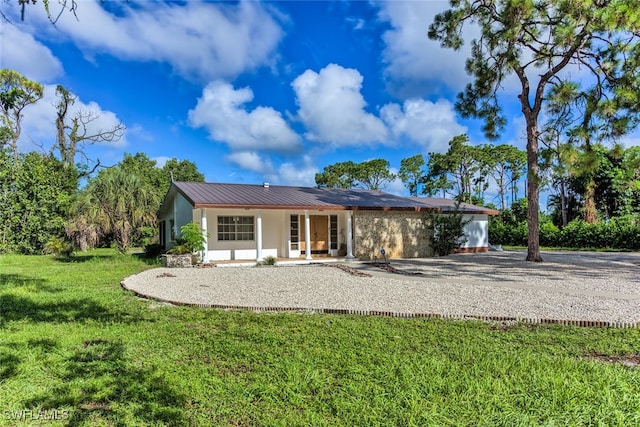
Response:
[[193, 208, 356, 263]]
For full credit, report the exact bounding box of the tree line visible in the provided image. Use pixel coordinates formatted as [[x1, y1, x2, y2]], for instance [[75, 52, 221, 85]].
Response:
[[316, 131, 640, 249], [315, 136, 527, 210], [0, 69, 204, 254]]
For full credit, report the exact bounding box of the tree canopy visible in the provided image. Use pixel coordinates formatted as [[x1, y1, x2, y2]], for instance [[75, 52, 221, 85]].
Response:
[[315, 159, 395, 190], [0, 69, 43, 161], [429, 0, 640, 261]]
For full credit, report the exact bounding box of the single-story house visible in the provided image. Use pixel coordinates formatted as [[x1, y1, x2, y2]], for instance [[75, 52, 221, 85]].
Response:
[[158, 182, 499, 262]]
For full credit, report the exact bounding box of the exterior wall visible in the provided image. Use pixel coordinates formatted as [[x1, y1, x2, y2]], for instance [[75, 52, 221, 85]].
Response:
[[162, 192, 194, 250], [460, 214, 489, 251], [353, 211, 433, 260], [195, 208, 281, 261], [161, 190, 490, 261]]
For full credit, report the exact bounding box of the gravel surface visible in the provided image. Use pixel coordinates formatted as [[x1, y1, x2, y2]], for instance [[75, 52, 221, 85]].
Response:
[[122, 250, 640, 327]]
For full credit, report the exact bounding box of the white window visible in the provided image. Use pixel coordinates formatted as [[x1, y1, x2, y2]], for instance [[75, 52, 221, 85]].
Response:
[[217, 216, 254, 241]]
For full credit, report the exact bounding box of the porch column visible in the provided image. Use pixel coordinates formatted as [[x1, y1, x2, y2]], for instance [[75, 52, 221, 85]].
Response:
[[200, 208, 208, 263], [304, 210, 312, 260], [256, 209, 263, 262], [346, 210, 355, 259]]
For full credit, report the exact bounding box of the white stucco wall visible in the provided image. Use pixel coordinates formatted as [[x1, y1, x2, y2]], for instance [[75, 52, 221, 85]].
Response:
[[197, 208, 286, 261], [461, 214, 489, 249], [197, 209, 349, 261], [161, 192, 194, 249]]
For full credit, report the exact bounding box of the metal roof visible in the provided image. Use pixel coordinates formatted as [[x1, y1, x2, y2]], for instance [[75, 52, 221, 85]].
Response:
[[160, 182, 499, 214]]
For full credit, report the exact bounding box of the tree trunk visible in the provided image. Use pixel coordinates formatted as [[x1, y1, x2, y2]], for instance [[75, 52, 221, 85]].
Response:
[[560, 179, 568, 227], [525, 117, 543, 262], [583, 177, 598, 224]]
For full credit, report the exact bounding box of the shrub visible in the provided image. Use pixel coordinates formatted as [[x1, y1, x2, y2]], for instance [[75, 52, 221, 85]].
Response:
[[489, 217, 527, 246], [428, 207, 472, 256], [539, 221, 560, 247], [168, 222, 209, 255], [257, 255, 277, 266], [144, 243, 164, 258], [44, 236, 74, 257]]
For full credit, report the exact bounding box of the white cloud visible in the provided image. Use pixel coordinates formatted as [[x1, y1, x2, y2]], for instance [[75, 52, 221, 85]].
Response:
[[380, 98, 467, 153], [152, 156, 171, 168], [128, 123, 154, 142], [291, 63, 388, 145], [0, 24, 64, 82], [270, 155, 318, 187], [19, 84, 127, 151], [620, 132, 640, 148], [226, 151, 274, 175], [378, 1, 472, 97], [24, 0, 284, 81], [378, 2, 594, 101], [188, 80, 301, 153], [384, 175, 408, 196], [226, 151, 318, 187]]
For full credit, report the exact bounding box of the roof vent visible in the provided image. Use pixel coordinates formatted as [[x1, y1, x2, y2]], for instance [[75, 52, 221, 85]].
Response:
[[263, 182, 270, 188]]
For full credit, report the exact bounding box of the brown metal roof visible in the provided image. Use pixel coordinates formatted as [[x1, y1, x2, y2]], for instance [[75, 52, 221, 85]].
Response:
[[409, 197, 499, 215], [160, 182, 499, 215]]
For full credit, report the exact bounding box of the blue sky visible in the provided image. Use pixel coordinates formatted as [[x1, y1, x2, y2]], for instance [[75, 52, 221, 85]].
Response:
[[2, 0, 639, 205]]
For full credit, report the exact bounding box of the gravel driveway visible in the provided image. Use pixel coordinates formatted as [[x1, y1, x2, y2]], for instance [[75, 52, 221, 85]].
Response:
[[122, 250, 640, 327]]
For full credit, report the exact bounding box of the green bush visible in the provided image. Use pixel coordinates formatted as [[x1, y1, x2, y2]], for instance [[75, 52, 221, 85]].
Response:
[[43, 236, 74, 257], [428, 207, 471, 256], [490, 206, 640, 250], [489, 217, 527, 246], [144, 243, 164, 258], [257, 255, 277, 266], [539, 221, 560, 247], [168, 222, 209, 255]]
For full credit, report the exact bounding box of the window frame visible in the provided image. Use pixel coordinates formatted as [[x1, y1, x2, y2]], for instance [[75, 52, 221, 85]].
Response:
[[217, 216, 255, 241]]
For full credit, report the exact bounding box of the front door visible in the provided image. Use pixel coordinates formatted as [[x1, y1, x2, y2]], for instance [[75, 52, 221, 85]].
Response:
[[300, 215, 328, 253]]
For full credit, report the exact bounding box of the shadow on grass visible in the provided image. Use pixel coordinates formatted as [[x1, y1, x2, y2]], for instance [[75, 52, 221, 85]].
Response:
[[51, 252, 162, 267], [0, 294, 140, 326], [0, 339, 58, 381], [51, 254, 118, 264], [132, 252, 163, 267], [0, 274, 62, 293], [24, 339, 187, 425], [0, 350, 20, 380]]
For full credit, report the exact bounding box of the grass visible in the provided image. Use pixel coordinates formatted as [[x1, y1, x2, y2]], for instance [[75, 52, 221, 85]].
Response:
[[1, 250, 639, 426]]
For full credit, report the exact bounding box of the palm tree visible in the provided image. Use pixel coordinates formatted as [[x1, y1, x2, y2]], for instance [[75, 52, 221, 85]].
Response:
[[68, 168, 157, 253]]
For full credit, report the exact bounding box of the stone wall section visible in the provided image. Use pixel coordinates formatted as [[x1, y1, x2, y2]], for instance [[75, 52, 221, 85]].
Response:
[[353, 211, 433, 260]]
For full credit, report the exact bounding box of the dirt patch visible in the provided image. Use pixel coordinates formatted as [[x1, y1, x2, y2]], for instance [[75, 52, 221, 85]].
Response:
[[156, 272, 177, 278], [367, 262, 423, 276], [316, 263, 372, 277], [586, 352, 640, 368]]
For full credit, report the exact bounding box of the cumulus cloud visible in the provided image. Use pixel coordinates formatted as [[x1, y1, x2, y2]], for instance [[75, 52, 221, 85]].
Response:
[[0, 24, 64, 82], [226, 151, 275, 175], [291, 63, 388, 145], [226, 151, 318, 187], [19, 85, 127, 151], [24, 0, 284, 81], [385, 174, 409, 196], [271, 155, 318, 187], [378, 1, 472, 97], [188, 81, 301, 153], [380, 98, 467, 153]]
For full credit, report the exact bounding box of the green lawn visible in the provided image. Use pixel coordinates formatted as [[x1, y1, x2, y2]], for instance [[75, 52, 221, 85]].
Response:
[[1, 251, 639, 426]]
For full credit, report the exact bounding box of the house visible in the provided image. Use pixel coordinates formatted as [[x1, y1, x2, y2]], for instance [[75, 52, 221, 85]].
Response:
[[158, 182, 499, 262]]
